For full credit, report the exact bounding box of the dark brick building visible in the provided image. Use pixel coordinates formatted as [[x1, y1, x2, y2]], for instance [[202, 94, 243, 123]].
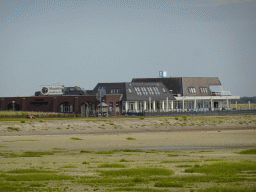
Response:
[[0, 95, 122, 115]]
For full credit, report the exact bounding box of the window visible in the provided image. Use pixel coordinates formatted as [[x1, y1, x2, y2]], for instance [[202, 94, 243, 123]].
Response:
[[162, 88, 166, 93], [147, 87, 154, 95], [153, 87, 160, 95], [134, 87, 142, 95], [111, 89, 120, 93], [200, 87, 207, 93], [188, 87, 196, 94], [128, 88, 132, 93], [141, 87, 148, 95]]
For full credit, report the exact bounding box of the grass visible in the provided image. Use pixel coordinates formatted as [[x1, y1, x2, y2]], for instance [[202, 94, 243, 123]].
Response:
[[21, 151, 55, 157], [0, 146, 255, 191], [126, 137, 136, 140], [167, 154, 179, 157], [70, 137, 83, 140], [7, 127, 20, 131], [100, 168, 174, 177], [197, 185, 256, 192], [108, 187, 171, 192], [6, 169, 56, 174], [0, 173, 74, 181], [154, 180, 184, 187], [61, 165, 77, 168], [185, 161, 256, 176], [119, 158, 130, 162], [238, 148, 256, 154], [80, 150, 93, 153], [97, 163, 126, 168]]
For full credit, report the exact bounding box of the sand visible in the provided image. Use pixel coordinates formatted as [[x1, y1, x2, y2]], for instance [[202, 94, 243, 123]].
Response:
[[0, 116, 256, 151]]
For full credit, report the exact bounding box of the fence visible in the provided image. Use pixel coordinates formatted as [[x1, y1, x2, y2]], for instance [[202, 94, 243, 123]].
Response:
[[142, 109, 256, 117]]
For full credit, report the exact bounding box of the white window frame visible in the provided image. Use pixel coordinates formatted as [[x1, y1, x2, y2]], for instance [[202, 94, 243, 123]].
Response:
[[153, 87, 160, 95], [141, 87, 148, 95], [200, 87, 207, 93], [188, 87, 196, 94], [134, 87, 142, 95], [147, 87, 154, 95]]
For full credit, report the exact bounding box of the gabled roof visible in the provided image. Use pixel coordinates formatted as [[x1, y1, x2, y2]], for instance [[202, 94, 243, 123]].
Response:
[[124, 82, 175, 101], [132, 77, 222, 97], [132, 77, 182, 96], [182, 77, 221, 96]]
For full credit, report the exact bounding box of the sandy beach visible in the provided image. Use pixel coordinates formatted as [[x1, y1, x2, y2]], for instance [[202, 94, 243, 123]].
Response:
[[1, 116, 256, 151]]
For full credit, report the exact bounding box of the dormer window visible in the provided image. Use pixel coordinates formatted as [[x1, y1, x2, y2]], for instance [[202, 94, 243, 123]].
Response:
[[200, 87, 208, 93], [188, 87, 196, 94]]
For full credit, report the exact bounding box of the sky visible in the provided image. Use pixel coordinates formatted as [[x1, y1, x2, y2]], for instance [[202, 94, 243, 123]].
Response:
[[0, 0, 255, 97]]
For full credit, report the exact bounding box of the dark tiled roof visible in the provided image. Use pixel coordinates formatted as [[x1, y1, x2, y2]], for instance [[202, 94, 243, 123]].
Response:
[[91, 82, 175, 101], [125, 82, 175, 101], [132, 78, 182, 96], [91, 82, 127, 99], [132, 77, 221, 97]]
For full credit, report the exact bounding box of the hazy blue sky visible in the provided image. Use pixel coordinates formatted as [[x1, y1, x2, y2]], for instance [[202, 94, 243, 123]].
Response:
[[0, 0, 255, 97]]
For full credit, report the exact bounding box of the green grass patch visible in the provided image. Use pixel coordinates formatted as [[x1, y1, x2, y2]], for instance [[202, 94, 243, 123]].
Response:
[[61, 165, 77, 168], [152, 175, 244, 184], [238, 148, 256, 154], [185, 161, 256, 176], [108, 188, 171, 192], [70, 137, 83, 140], [7, 127, 20, 132], [119, 159, 130, 162], [100, 167, 174, 177], [0, 180, 33, 191], [161, 160, 200, 163], [6, 169, 56, 174], [21, 151, 55, 157], [77, 177, 143, 187], [96, 151, 115, 154], [176, 165, 192, 168], [80, 150, 93, 153], [204, 158, 224, 161], [0, 173, 74, 181], [97, 163, 126, 168], [154, 180, 184, 187], [167, 154, 179, 157], [0, 151, 55, 158], [126, 137, 136, 140], [197, 185, 256, 192]]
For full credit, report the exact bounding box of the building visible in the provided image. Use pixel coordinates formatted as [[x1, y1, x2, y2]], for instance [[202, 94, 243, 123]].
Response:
[[132, 77, 240, 112], [91, 82, 176, 114], [0, 76, 240, 115]]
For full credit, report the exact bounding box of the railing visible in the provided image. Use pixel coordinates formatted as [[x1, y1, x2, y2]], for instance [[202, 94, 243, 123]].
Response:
[[142, 109, 256, 116]]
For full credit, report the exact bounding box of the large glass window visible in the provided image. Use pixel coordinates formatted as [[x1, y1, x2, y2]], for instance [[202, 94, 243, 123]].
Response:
[[184, 101, 194, 110], [60, 102, 73, 113]]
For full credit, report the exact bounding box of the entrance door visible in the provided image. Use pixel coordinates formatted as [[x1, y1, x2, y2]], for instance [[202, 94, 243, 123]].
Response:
[[214, 102, 218, 108]]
